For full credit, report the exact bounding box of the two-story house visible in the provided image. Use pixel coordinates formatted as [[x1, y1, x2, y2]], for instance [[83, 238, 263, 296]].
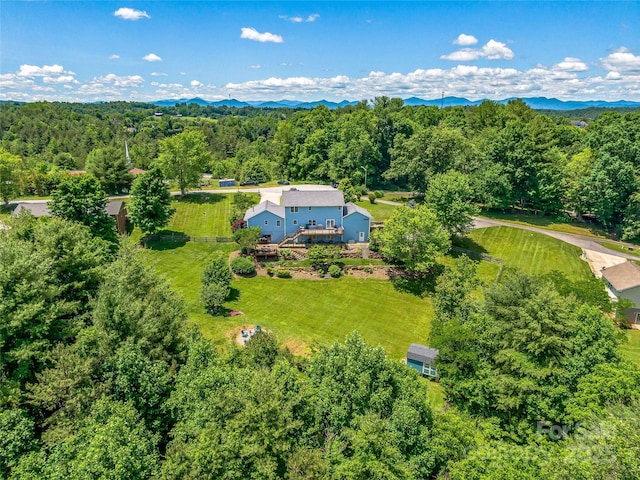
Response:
[[243, 189, 371, 245]]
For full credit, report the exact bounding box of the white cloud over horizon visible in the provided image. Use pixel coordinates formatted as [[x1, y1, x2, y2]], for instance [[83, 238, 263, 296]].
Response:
[[2, 49, 640, 103], [114, 8, 150, 21], [143, 53, 163, 62], [441, 39, 514, 61], [240, 27, 283, 43]]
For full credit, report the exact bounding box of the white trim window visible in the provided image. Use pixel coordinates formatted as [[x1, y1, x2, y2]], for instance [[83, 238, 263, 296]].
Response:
[[308, 219, 317, 226], [290, 207, 298, 213], [293, 219, 298, 225], [264, 220, 268, 225], [326, 219, 335, 228], [276, 220, 281, 227]]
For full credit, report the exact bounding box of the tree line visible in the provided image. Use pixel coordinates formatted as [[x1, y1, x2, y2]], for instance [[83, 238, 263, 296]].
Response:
[[1, 99, 639, 241]]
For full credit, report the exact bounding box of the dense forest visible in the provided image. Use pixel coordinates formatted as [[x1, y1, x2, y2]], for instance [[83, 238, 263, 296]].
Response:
[[1, 213, 639, 479], [1, 99, 639, 239]]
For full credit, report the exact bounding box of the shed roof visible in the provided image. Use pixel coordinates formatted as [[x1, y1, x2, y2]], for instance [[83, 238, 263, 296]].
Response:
[[13, 202, 50, 218], [244, 200, 285, 221], [105, 200, 125, 216], [343, 202, 373, 219], [407, 344, 439, 364], [602, 261, 640, 292], [282, 189, 344, 207]]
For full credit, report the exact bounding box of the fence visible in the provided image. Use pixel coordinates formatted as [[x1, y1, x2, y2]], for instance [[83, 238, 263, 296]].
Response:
[[143, 234, 233, 243]]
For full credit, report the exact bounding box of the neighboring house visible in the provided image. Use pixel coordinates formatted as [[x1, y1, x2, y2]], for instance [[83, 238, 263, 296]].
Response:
[[13, 200, 128, 235], [602, 261, 640, 327], [243, 189, 372, 245], [406, 344, 439, 378], [129, 168, 147, 175]]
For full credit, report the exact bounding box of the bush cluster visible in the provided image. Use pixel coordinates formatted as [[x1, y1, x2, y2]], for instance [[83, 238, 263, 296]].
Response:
[[328, 265, 342, 278], [231, 256, 256, 275]]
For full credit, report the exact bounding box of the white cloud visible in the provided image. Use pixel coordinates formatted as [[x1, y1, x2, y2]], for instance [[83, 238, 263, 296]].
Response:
[[554, 57, 588, 71], [151, 72, 168, 76], [93, 74, 145, 87], [279, 13, 319, 23], [43, 75, 78, 84], [240, 27, 283, 43], [114, 7, 150, 21], [143, 53, 163, 62], [441, 39, 514, 61], [109, 54, 120, 60], [249, 65, 262, 69], [18, 64, 65, 77], [601, 47, 640, 73], [190, 80, 203, 87], [453, 34, 478, 46]]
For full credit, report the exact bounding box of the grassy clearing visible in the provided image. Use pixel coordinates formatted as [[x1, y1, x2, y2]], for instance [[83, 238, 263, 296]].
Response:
[[621, 330, 640, 367], [157, 193, 253, 237], [142, 241, 433, 359], [464, 226, 592, 281], [478, 210, 609, 238], [355, 200, 397, 221]]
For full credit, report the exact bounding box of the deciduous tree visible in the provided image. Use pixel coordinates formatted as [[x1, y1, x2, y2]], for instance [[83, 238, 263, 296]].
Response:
[[155, 129, 210, 197], [128, 168, 175, 234]]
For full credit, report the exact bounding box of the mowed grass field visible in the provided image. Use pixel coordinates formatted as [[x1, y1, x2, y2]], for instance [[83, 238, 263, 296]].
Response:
[[465, 226, 592, 280], [141, 241, 433, 359], [621, 330, 640, 366]]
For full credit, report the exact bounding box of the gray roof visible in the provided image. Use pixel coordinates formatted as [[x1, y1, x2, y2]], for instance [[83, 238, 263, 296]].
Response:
[[343, 202, 373, 219], [13, 200, 125, 218], [407, 344, 439, 364], [105, 200, 125, 216], [282, 189, 344, 207], [13, 202, 50, 218], [602, 261, 640, 292], [244, 200, 285, 221]]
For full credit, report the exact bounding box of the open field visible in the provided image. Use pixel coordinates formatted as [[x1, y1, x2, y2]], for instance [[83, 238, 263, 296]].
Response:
[[464, 226, 592, 280], [354, 200, 397, 221], [158, 193, 240, 237], [478, 210, 609, 239]]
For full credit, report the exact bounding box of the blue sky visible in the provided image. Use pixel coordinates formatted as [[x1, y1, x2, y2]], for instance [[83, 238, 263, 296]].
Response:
[[2, 1, 639, 102]]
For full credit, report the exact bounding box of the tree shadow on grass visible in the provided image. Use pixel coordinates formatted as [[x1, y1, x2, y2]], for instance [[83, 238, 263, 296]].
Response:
[[142, 230, 189, 250], [178, 193, 226, 204], [389, 264, 443, 298], [452, 236, 488, 254]]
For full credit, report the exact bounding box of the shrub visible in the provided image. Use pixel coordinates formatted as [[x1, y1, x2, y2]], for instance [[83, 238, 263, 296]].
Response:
[[275, 269, 291, 278], [375, 190, 384, 198], [328, 264, 342, 278], [364, 266, 373, 274], [368, 193, 377, 204], [201, 257, 232, 287], [279, 248, 295, 260], [266, 266, 274, 276], [200, 281, 230, 314], [231, 256, 256, 275]]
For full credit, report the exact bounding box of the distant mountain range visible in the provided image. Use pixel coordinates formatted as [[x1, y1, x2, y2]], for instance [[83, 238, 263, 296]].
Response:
[[152, 96, 640, 111]]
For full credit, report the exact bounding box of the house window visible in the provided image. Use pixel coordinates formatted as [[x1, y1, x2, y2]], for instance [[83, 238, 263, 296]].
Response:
[[326, 219, 335, 228], [293, 219, 298, 225], [338, 206, 341, 211], [264, 220, 268, 225], [276, 220, 281, 227], [308, 219, 316, 226], [308, 207, 312, 211], [635, 312, 640, 325], [290, 207, 298, 213]]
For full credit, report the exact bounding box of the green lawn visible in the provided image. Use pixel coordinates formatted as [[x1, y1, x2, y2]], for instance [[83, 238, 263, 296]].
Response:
[[464, 226, 592, 281], [601, 241, 640, 255], [621, 330, 640, 367], [355, 200, 397, 221], [141, 241, 432, 359], [478, 210, 609, 238], [157, 193, 257, 237]]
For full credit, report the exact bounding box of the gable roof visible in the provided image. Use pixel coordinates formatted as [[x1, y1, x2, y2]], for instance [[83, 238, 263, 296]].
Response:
[[13, 202, 50, 218], [602, 261, 640, 292], [343, 202, 373, 219], [244, 200, 285, 221], [281, 189, 344, 207], [105, 200, 125, 216], [407, 344, 439, 364]]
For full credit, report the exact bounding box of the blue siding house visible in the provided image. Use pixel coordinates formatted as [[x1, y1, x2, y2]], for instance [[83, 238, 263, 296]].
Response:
[[244, 189, 371, 245]]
